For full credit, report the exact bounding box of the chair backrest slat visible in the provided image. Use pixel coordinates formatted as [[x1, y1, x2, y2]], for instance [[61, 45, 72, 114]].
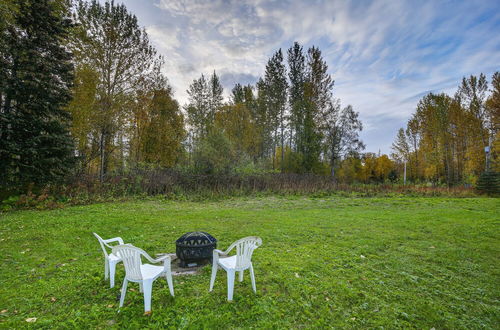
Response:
[[113, 245, 146, 281], [233, 237, 262, 269]]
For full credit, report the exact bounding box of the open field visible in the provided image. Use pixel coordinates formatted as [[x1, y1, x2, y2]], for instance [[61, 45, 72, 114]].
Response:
[[0, 196, 499, 328]]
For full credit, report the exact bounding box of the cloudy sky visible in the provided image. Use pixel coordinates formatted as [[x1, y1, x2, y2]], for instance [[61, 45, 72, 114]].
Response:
[[115, 0, 499, 153]]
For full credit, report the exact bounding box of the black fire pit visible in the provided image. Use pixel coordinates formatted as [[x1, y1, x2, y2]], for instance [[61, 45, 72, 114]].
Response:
[[175, 232, 217, 267]]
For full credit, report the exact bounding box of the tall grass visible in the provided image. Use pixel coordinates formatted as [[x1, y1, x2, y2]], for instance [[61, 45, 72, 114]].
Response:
[[1, 169, 477, 210]]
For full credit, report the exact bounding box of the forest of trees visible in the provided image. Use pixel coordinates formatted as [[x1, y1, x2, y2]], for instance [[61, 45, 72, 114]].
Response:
[[1, 0, 498, 196], [391, 73, 500, 185]]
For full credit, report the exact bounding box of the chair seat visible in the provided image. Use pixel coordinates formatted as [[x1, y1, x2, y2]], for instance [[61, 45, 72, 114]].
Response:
[[108, 253, 121, 262], [140, 264, 164, 280], [218, 256, 238, 270]]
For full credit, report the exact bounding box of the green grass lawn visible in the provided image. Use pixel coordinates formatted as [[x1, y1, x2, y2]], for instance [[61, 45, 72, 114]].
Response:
[[0, 196, 499, 328]]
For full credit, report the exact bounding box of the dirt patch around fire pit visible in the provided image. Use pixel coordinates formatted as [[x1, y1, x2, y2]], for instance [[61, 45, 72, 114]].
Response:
[[156, 253, 208, 276]]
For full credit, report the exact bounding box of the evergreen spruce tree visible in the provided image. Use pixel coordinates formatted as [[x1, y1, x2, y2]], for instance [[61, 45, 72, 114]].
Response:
[[475, 171, 499, 195], [0, 0, 75, 191]]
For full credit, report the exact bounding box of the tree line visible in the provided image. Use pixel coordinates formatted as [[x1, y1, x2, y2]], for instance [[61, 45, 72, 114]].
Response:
[[184, 44, 364, 176], [1, 0, 498, 196], [391, 73, 499, 185]]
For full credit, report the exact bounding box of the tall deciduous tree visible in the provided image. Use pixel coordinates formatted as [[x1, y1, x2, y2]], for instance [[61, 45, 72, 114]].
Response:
[[287, 42, 306, 151], [208, 71, 223, 124], [322, 103, 364, 177], [391, 128, 410, 163], [264, 49, 288, 171], [0, 0, 75, 190], [215, 103, 259, 158], [185, 71, 223, 143], [254, 78, 271, 159], [135, 88, 185, 167], [486, 72, 500, 171], [185, 74, 209, 141], [307, 46, 334, 119], [71, 0, 163, 181]]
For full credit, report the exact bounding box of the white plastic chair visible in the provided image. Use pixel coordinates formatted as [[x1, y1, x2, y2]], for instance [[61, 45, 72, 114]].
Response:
[[209, 236, 262, 301], [112, 245, 174, 313], [93, 232, 124, 288]]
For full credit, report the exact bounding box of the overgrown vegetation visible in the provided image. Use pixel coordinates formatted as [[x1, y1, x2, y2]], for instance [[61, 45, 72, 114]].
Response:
[[0, 170, 481, 211], [0, 197, 498, 328], [2, 1, 498, 202]]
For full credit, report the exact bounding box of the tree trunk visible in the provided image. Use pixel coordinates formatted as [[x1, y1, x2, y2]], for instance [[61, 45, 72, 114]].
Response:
[[99, 129, 105, 183]]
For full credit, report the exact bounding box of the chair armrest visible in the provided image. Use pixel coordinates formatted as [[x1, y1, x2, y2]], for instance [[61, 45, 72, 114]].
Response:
[[103, 237, 124, 245], [213, 249, 227, 256], [149, 254, 172, 273], [143, 253, 171, 264], [153, 255, 171, 264], [212, 249, 227, 264]]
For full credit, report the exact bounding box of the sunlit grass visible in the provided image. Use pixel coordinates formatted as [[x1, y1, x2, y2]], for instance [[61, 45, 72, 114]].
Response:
[[0, 196, 498, 328]]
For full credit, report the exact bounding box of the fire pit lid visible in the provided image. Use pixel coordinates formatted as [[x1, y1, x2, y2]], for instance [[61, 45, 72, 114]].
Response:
[[175, 231, 217, 248]]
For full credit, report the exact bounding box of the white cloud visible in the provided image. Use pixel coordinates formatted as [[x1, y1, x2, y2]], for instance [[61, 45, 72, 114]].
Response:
[[125, 0, 500, 153]]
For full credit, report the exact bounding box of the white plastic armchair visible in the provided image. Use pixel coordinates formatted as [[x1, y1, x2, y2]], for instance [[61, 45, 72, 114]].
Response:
[[93, 232, 125, 288], [112, 245, 174, 313], [209, 236, 262, 301]]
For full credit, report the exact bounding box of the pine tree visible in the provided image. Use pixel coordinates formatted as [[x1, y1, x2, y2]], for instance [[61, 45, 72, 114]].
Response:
[[475, 171, 499, 195], [0, 0, 75, 191]]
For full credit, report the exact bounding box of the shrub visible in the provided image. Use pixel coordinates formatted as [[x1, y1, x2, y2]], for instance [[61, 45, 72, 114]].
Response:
[[475, 171, 500, 195]]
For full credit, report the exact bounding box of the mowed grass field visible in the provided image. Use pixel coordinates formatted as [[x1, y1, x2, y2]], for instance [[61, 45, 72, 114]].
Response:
[[0, 196, 499, 328]]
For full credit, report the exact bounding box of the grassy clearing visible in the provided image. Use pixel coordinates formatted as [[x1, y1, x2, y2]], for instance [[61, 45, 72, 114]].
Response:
[[0, 196, 499, 328]]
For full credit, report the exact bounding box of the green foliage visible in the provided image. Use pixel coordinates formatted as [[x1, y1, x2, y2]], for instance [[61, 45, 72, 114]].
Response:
[[193, 129, 238, 174], [135, 89, 185, 167], [0, 0, 75, 191], [475, 171, 499, 195], [263, 49, 288, 170], [215, 103, 260, 159], [185, 71, 224, 142], [71, 0, 165, 179], [0, 197, 498, 327], [394, 72, 499, 185]]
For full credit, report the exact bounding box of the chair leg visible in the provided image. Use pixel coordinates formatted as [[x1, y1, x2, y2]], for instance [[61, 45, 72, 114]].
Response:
[[142, 280, 153, 313], [165, 272, 175, 297], [227, 270, 235, 301], [250, 264, 256, 293], [104, 259, 109, 280], [109, 260, 117, 288], [239, 270, 244, 282], [139, 282, 143, 293], [209, 263, 218, 292], [119, 279, 128, 308]]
